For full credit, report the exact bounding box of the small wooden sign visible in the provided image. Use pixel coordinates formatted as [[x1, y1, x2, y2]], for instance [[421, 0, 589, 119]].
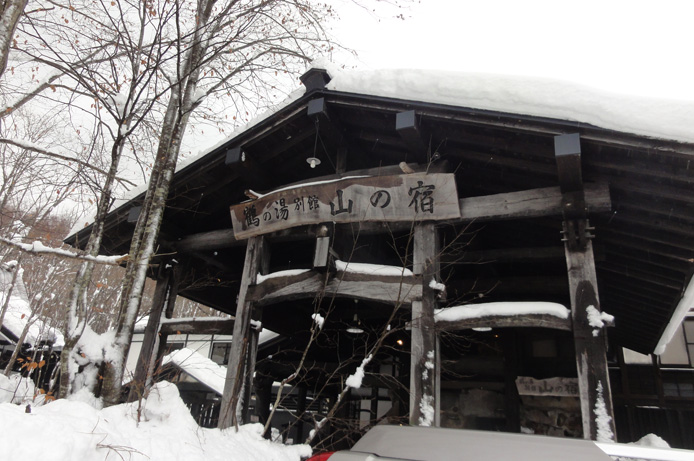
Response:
[[230, 173, 460, 239], [515, 376, 579, 397]]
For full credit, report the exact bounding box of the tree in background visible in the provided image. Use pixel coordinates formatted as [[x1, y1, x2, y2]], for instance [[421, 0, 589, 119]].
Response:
[[100, 0, 340, 407], [0, 0, 407, 407]]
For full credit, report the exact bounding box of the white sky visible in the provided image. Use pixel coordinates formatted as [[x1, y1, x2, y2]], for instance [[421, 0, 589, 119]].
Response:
[[328, 0, 694, 101]]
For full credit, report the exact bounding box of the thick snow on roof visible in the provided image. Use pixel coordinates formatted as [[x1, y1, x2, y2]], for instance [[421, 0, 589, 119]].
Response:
[[163, 348, 227, 395], [71, 63, 693, 237], [324, 66, 694, 144], [434, 301, 570, 322]]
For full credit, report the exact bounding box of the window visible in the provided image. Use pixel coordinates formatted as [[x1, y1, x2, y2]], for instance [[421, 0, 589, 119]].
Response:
[[210, 342, 232, 365], [167, 342, 185, 352], [684, 318, 694, 367]]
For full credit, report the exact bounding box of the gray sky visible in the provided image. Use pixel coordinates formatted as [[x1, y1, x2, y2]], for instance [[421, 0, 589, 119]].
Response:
[[329, 0, 694, 100]]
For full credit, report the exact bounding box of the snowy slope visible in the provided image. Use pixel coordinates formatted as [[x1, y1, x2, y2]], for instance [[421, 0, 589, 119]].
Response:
[[0, 381, 311, 461]]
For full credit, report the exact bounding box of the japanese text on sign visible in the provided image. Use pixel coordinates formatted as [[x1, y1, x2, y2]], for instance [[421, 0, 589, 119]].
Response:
[[229, 173, 460, 239]]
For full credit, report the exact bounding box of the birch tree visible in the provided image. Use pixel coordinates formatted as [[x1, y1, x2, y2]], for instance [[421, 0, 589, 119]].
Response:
[[101, 0, 341, 407], [0, 0, 27, 78]]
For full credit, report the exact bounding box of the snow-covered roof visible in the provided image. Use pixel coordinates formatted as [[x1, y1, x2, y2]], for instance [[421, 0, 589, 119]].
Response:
[[0, 263, 64, 348], [163, 348, 226, 395], [320, 65, 694, 144], [82, 63, 694, 230]]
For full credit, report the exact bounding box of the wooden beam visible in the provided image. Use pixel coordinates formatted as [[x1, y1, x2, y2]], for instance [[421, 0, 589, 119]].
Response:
[[248, 270, 422, 307], [458, 182, 610, 223], [447, 276, 568, 297], [410, 223, 439, 426], [555, 133, 616, 441], [218, 236, 266, 429], [436, 313, 572, 332], [443, 246, 565, 264], [160, 318, 235, 335], [564, 229, 617, 441], [175, 182, 612, 252]]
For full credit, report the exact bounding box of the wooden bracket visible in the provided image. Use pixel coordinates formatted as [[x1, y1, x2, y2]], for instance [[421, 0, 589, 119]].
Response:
[[561, 219, 595, 251], [555, 133, 593, 250], [396, 110, 429, 163]]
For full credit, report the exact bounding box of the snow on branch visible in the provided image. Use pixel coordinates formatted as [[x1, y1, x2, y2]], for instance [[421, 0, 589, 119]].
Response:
[[0, 238, 127, 266], [0, 138, 136, 187], [345, 354, 372, 389]]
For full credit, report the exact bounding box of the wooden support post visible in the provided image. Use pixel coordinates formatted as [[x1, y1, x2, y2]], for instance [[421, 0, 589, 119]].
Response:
[[564, 237, 617, 441], [616, 347, 637, 441], [296, 386, 308, 442], [128, 263, 176, 402], [154, 265, 179, 367], [336, 147, 347, 174], [410, 223, 439, 426], [218, 236, 266, 429], [241, 326, 260, 423], [503, 331, 521, 432], [556, 133, 616, 441], [254, 374, 273, 438]]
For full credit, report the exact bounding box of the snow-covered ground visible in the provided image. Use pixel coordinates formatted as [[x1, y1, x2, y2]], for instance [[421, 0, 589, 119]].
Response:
[[0, 378, 311, 461]]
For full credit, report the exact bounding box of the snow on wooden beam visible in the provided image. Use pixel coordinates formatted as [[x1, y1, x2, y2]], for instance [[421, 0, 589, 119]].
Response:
[[247, 269, 422, 307], [434, 302, 572, 331]]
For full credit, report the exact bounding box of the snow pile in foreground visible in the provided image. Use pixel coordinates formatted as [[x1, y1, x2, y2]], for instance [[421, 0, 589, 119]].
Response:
[[0, 374, 36, 404], [0, 381, 312, 461]]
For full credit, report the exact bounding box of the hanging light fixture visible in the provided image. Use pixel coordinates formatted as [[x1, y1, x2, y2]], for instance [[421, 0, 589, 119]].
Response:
[[306, 156, 321, 168], [306, 117, 321, 169], [345, 313, 364, 335]]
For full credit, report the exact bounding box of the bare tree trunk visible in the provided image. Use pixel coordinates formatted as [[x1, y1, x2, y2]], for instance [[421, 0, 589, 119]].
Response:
[[3, 314, 33, 376], [0, 0, 27, 79], [0, 257, 21, 331], [101, 81, 197, 407], [58, 139, 126, 398]]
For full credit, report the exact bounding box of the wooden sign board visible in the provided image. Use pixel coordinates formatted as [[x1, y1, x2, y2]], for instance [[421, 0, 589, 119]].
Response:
[[515, 376, 579, 397], [230, 173, 460, 239]]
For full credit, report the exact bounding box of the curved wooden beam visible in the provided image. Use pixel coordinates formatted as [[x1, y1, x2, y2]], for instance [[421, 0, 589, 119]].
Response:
[[247, 270, 421, 307]]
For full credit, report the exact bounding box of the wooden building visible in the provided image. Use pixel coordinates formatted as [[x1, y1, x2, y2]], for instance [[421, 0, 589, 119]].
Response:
[[67, 67, 694, 449]]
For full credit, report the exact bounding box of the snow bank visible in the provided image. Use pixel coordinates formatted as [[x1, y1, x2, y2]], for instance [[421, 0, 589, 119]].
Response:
[[0, 374, 36, 404], [0, 381, 312, 461]]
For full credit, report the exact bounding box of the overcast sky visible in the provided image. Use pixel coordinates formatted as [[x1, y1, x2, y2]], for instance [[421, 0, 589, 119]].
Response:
[[328, 0, 694, 101]]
